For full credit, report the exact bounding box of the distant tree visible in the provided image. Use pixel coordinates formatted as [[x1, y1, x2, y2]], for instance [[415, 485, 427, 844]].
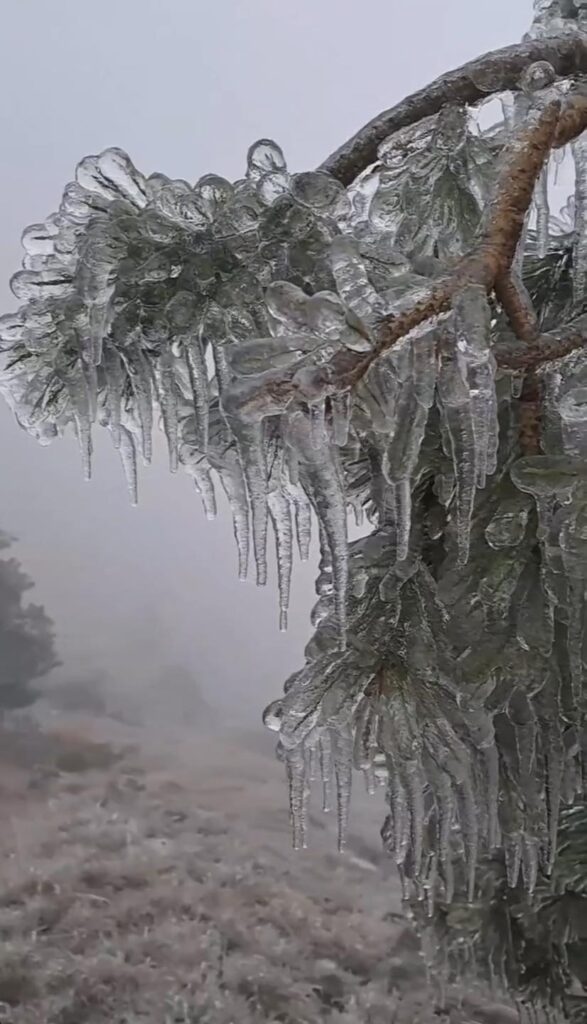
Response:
[[4, 0, 587, 1017], [0, 531, 59, 713]]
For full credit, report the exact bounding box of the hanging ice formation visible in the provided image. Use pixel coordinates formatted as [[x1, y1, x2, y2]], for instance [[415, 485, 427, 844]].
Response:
[[2, 0, 587, 960]]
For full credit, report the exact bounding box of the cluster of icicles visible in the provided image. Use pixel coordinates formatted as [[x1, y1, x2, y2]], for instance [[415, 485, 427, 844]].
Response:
[[2, 40, 587, 916]]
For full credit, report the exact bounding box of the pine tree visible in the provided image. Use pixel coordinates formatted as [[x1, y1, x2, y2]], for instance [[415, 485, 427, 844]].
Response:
[[2, 0, 587, 1014]]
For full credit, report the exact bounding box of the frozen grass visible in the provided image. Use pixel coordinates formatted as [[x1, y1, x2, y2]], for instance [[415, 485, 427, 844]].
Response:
[[0, 717, 516, 1024]]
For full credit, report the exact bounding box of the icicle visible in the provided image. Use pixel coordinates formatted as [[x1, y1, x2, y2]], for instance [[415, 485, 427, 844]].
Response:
[[223, 414, 268, 586], [73, 410, 92, 481], [331, 391, 351, 447], [423, 853, 437, 918], [319, 730, 333, 812], [509, 688, 538, 782], [268, 486, 293, 631], [192, 463, 218, 520], [126, 350, 153, 465], [402, 759, 425, 879], [453, 284, 497, 490], [104, 350, 123, 450], [118, 425, 138, 506], [437, 353, 476, 564], [566, 583, 587, 709], [309, 399, 326, 449], [572, 134, 587, 303], [353, 694, 378, 778], [350, 495, 364, 528], [393, 479, 412, 563], [185, 332, 210, 454], [533, 164, 550, 258], [220, 372, 277, 589], [483, 744, 500, 850], [306, 741, 318, 782], [155, 351, 179, 473], [384, 760, 410, 867], [65, 374, 93, 481], [455, 778, 478, 901], [213, 453, 250, 580], [436, 781, 455, 902], [286, 444, 300, 486], [287, 484, 312, 562], [286, 410, 348, 643], [381, 330, 437, 545], [363, 765, 376, 795], [544, 719, 564, 872], [501, 92, 515, 131], [521, 834, 539, 894], [504, 833, 522, 888], [397, 864, 411, 903], [285, 745, 309, 850], [552, 142, 566, 186], [427, 721, 479, 900], [332, 725, 353, 851], [83, 361, 99, 427]]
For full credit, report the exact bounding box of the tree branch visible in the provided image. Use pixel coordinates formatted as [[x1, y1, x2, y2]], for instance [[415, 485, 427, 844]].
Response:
[[320, 36, 587, 186], [518, 370, 543, 455], [495, 313, 587, 370], [236, 84, 587, 419], [494, 273, 540, 343], [337, 98, 561, 387], [554, 90, 587, 147]]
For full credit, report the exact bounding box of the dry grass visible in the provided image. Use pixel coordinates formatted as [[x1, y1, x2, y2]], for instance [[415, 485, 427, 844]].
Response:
[[0, 716, 515, 1024]]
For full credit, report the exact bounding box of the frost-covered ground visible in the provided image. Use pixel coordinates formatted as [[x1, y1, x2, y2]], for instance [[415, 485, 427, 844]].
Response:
[[0, 714, 517, 1023]]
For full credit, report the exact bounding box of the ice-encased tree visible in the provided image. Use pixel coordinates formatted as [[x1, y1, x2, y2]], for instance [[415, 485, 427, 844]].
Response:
[[2, 0, 587, 1013]]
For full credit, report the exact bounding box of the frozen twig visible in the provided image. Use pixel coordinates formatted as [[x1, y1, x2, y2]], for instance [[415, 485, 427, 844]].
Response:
[[340, 99, 562, 386], [495, 312, 587, 369]]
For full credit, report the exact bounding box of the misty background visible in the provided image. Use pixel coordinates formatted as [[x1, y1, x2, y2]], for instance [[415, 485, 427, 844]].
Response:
[[0, 0, 529, 724]]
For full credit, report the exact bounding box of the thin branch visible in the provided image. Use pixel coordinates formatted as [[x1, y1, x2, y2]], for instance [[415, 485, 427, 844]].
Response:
[[238, 89, 587, 419], [495, 313, 587, 369], [338, 99, 561, 387], [518, 370, 543, 455], [320, 36, 587, 185], [495, 273, 540, 343], [553, 90, 587, 148]]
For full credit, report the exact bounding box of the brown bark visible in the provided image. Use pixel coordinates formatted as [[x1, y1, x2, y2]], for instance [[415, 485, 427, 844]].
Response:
[[339, 99, 561, 387], [495, 314, 587, 370], [237, 67, 587, 416], [518, 371, 544, 456], [494, 274, 540, 343], [553, 90, 587, 148]]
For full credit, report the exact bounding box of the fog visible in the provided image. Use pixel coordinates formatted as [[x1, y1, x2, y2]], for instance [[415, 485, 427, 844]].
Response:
[[0, 0, 529, 723]]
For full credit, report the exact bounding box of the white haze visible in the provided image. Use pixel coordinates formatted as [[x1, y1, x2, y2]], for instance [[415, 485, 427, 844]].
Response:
[[0, 0, 529, 723]]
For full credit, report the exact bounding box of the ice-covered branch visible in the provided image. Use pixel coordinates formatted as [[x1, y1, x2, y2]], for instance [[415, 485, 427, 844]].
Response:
[[553, 88, 587, 148], [495, 312, 587, 369], [227, 97, 565, 416], [339, 98, 562, 387], [495, 273, 540, 343], [320, 35, 587, 186]]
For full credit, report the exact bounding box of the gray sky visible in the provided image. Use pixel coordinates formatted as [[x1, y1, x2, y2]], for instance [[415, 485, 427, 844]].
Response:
[[0, 1, 530, 721]]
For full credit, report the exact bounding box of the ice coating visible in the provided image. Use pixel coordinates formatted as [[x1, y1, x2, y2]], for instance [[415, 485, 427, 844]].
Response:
[[3, 17, 587, 977]]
